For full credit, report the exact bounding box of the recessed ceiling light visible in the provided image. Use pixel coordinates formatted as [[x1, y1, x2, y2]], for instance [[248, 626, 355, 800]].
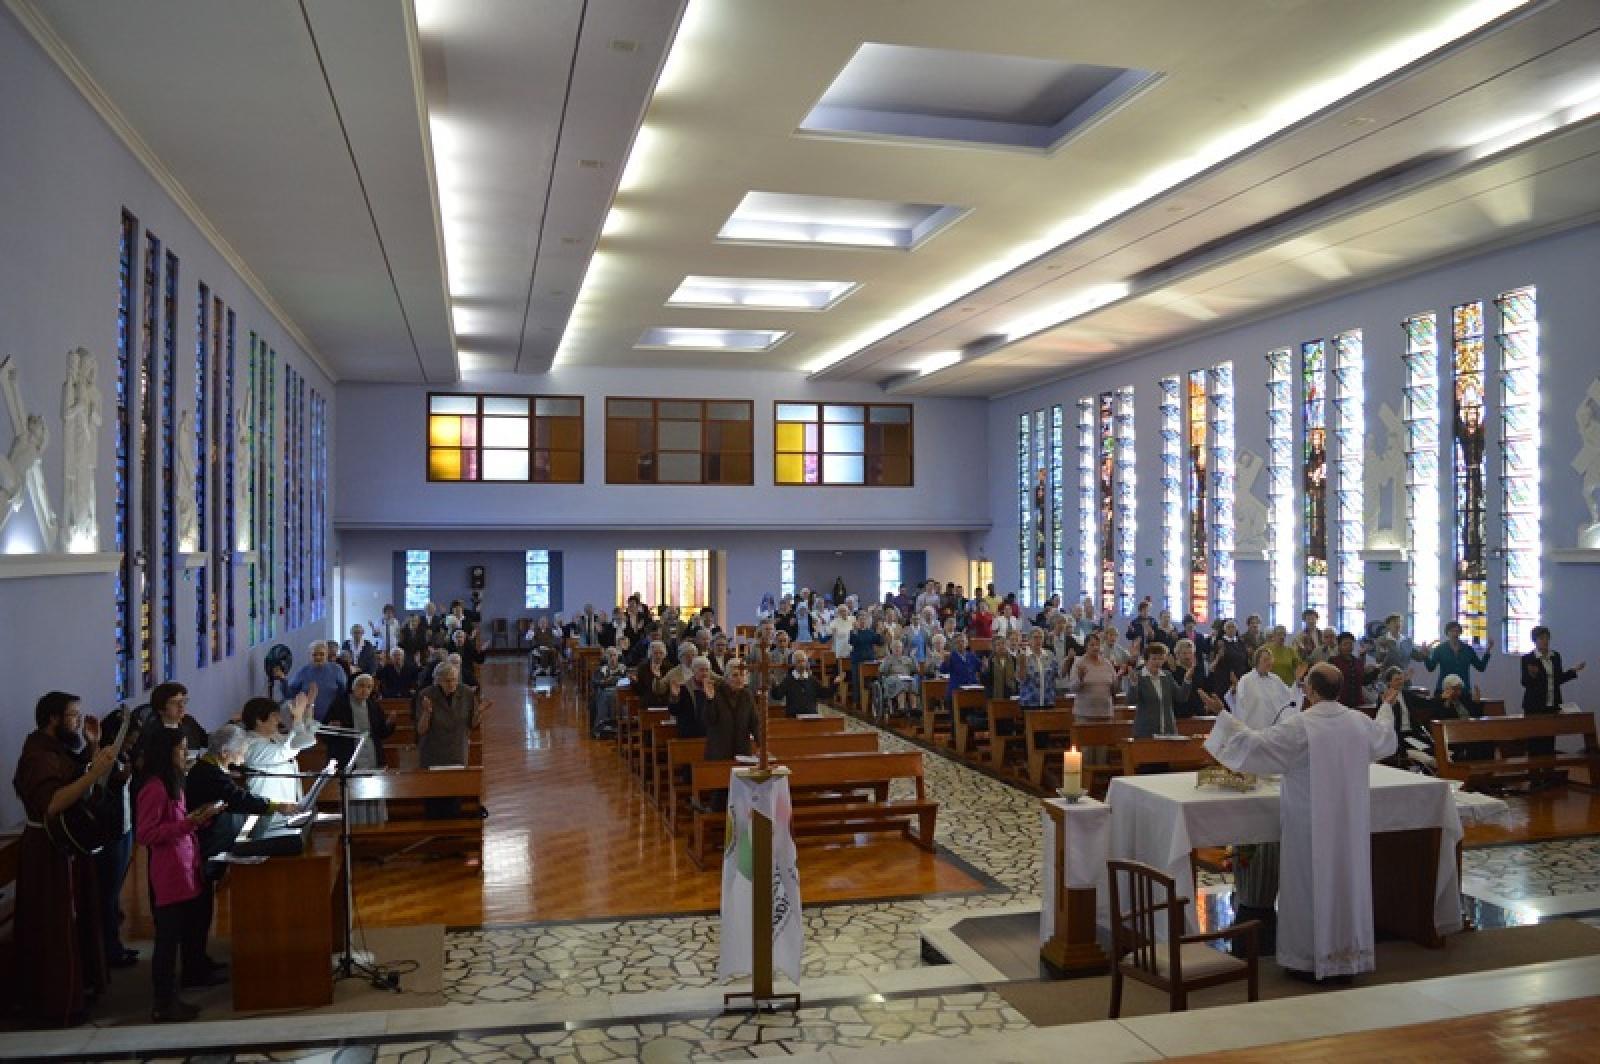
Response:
[[635, 327, 789, 352], [578, 159, 603, 169], [666, 276, 859, 312], [916, 351, 963, 376], [609, 38, 638, 53], [718, 191, 966, 250]]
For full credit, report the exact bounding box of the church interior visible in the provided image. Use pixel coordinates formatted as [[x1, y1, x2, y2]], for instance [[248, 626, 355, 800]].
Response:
[[4, 1, 1600, 1061]]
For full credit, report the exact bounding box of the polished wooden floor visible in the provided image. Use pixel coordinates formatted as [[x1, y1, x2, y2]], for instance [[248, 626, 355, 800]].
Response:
[[124, 660, 984, 936], [1171, 996, 1600, 1062]]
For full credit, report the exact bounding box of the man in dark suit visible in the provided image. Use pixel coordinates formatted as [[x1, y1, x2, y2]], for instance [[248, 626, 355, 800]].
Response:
[[1521, 625, 1586, 788], [1132, 642, 1191, 739], [342, 624, 378, 675]]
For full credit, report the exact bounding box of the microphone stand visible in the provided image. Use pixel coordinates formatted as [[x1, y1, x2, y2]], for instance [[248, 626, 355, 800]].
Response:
[[314, 725, 395, 990]]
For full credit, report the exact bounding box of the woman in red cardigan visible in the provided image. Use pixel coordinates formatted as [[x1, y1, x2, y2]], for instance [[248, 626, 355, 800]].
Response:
[[135, 728, 221, 1023]]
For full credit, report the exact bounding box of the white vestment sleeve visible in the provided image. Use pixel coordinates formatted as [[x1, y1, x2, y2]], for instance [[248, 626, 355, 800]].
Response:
[[1369, 703, 1398, 760], [1203, 710, 1298, 775], [285, 718, 320, 754]]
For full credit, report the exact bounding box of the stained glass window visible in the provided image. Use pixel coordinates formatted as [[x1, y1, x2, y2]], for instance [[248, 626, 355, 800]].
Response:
[[879, 550, 901, 604], [1333, 331, 1365, 635], [160, 251, 178, 681], [1266, 348, 1295, 628], [1159, 377, 1183, 615], [1050, 404, 1065, 598], [1403, 313, 1442, 642], [115, 210, 137, 700], [1187, 371, 1209, 622], [525, 549, 552, 609], [1017, 413, 1031, 608], [1097, 393, 1116, 617], [195, 284, 209, 669], [313, 388, 327, 621], [780, 549, 795, 599], [1451, 302, 1488, 645], [1114, 387, 1137, 616], [1076, 398, 1095, 603], [615, 550, 711, 614], [432, 393, 585, 483], [1209, 362, 1236, 623], [404, 549, 431, 610], [1497, 286, 1539, 652], [774, 402, 910, 486], [247, 335, 259, 644], [283, 366, 296, 628], [138, 231, 159, 691], [1301, 340, 1328, 625], [221, 305, 235, 656], [1033, 410, 1049, 606], [266, 347, 277, 639]]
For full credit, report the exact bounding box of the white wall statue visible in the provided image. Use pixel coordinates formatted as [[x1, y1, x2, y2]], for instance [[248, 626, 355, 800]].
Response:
[[1235, 448, 1269, 553], [175, 408, 199, 553], [1366, 401, 1404, 549], [61, 347, 102, 552], [1574, 377, 1600, 549], [234, 376, 253, 551], [0, 355, 58, 549]]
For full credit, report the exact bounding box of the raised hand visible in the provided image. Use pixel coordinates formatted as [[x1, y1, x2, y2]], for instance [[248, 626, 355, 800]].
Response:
[[1577, 661, 1588, 673], [83, 715, 102, 745]]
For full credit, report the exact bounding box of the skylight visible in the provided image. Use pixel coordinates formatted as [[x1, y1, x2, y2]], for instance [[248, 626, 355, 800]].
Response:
[[666, 276, 859, 311], [635, 327, 789, 352], [717, 191, 966, 250]]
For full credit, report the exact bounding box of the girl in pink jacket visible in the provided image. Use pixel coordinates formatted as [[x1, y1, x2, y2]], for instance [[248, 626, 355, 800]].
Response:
[[135, 728, 220, 1022]]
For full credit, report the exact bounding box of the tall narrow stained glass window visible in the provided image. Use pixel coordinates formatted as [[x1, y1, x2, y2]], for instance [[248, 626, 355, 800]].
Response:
[[283, 366, 296, 628], [1097, 393, 1116, 617], [208, 293, 225, 661], [1497, 287, 1540, 652], [404, 550, 431, 610], [247, 335, 259, 644], [1050, 404, 1065, 598], [138, 231, 160, 691], [115, 210, 138, 700], [1266, 348, 1295, 628], [1403, 313, 1442, 642], [1301, 340, 1329, 624], [1017, 413, 1031, 607], [1208, 362, 1236, 623], [264, 347, 278, 639], [1186, 371, 1209, 622], [879, 550, 901, 603], [223, 310, 235, 655], [1332, 330, 1365, 635], [780, 549, 795, 599], [195, 284, 210, 668], [160, 251, 178, 681], [1114, 387, 1137, 616], [1076, 398, 1095, 602], [1158, 377, 1183, 614], [1032, 410, 1048, 606], [1451, 302, 1489, 644]]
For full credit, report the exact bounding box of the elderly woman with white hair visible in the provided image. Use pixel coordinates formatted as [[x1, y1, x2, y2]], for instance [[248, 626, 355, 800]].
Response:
[[417, 663, 490, 770], [326, 673, 394, 771], [286, 640, 346, 721]]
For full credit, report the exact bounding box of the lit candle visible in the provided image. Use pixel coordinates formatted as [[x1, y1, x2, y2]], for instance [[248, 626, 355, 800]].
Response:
[[1062, 747, 1083, 796]]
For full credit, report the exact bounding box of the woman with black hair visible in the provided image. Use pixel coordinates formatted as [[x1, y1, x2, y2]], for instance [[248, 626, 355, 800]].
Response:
[[135, 727, 222, 1022]]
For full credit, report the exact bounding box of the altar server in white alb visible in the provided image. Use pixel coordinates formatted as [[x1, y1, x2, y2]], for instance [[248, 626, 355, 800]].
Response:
[[1231, 647, 1299, 729], [1204, 663, 1396, 981]]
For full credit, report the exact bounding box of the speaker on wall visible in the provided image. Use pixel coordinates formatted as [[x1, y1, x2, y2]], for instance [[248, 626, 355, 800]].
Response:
[[470, 565, 486, 590]]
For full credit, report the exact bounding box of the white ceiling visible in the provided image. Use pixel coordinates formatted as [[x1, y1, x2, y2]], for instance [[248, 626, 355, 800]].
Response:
[[15, 0, 1600, 395]]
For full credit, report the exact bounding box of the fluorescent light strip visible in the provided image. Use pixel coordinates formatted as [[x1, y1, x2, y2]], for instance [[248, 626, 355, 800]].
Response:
[[804, 0, 1530, 373], [635, 326, 789, 352]]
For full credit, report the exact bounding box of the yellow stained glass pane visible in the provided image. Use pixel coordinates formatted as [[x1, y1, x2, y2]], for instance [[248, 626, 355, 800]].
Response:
[[775, 422, 806, 451], [776, 452, 804, 483], [429, 414, 462, 447], [429, 448, 463, 480]]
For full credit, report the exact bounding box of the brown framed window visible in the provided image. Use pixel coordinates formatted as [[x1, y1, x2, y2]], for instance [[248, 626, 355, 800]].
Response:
[[605, 398, 753, 484], [774, 402, 913, 486], [426, 393, 583, 482]]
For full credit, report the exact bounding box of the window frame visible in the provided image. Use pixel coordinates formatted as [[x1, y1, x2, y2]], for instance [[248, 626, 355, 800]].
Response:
[[426, 391, 585, 484], [771, 400, 915, 488], [604, 397, 754, 485]]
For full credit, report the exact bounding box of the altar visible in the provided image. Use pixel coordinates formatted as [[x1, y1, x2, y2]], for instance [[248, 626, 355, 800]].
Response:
[[1041, 765, 1474, 971]]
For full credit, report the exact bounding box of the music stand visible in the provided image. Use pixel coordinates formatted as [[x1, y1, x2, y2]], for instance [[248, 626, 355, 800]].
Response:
[[315, 725, 393, 988]]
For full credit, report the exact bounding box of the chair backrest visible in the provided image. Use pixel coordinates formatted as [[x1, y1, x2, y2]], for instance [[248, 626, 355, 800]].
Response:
[[1107, 858, 1185, 979]]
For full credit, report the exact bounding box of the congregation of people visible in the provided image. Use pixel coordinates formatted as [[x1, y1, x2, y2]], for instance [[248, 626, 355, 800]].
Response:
[[11, 573, 1586, 1026]]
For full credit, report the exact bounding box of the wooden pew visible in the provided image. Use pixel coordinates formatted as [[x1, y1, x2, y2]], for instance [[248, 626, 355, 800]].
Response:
[[919, 677, 950, 742], [767, 715, 846, 737], [1431, 712, 1600, 791], [990, 701, 1027, 775], [662, 732, 879, 836], [949, 687, 989, 755], [1026, 709, 1076, 788], [688, 751, 937, 867], [1072, 721, 1132, 796], [634, 708, 671, 780], [318, 768, 484, 855], [856, 660, 881, 718], [1120, 736, 1216, 777], [383, 741, 483, 770], [643, 716, 679, 804]]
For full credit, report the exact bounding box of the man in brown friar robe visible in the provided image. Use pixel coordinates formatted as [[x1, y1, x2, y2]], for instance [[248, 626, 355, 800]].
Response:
[[12, 691, 117, 1026]]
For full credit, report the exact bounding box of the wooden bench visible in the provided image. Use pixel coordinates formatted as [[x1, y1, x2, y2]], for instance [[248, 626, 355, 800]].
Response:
[[318, 767, 484, 855], [919, 677, 951, 742], [383, 741, 483, 770], [643, 716, 679, 803], [950, 687, 991, 755], [1120, 736, 1216, 777], [1072, 721, 1132, 796], [688, 751, 937, 867], [767, 715, 846, 737], [1432, 712, 1600, 791], [1026, 709, 1076, 788], [662, 732, 879, 836], [856, 660, 881, 717], [990, 701, 1028, 775]]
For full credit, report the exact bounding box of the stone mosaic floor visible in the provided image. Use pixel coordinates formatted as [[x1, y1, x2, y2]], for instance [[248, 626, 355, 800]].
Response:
[[1461, 835, 1600, 901]]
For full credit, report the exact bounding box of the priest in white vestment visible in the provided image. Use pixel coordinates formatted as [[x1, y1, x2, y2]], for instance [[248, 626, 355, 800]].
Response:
[[1205, 663, 1396, 980]]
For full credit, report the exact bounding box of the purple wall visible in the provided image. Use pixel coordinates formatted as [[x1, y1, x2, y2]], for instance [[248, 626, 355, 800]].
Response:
[[0, 10, 333, 824]]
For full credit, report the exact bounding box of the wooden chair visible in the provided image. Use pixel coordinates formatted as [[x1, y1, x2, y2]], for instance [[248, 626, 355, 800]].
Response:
[[1107, 858, 1259, 1017]]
